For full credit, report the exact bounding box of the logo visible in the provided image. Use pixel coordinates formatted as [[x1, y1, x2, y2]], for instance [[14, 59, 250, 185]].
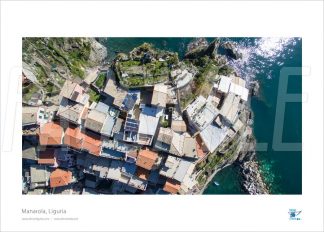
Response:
[[288, 209, 302, 220]]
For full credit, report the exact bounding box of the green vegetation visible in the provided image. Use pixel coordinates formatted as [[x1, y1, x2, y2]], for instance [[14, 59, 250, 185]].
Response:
[[197, 174, 207, 187], [180, 93, 196, 109], [218, 64, 234, 76], [120, 60, 141, 67], [22, 84, 39, 102], [23, 38, 94, 80], [160, 118, 169, 128], [34, 63, 48, 86], [88, 89, 100, 103], [194, 61, 220, 97], [114, 43, 176, 88], [121, 75, 168, 88], [195, 135, 241, 188], [95, 72, 106, 89], [45, 82, 59, 95]]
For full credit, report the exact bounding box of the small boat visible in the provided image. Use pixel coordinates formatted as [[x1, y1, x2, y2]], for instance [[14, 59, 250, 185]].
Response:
[[213, 181, 220, 186]]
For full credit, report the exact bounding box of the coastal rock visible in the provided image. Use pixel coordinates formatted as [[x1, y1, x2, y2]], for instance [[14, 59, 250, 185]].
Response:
[[88, 38, 107, 64], [249, 80, 260, 97], [116, 53, 129, 62], [185, 38, 220, 60], [241, 161, 269, 194], [219, 41, 242, 60]]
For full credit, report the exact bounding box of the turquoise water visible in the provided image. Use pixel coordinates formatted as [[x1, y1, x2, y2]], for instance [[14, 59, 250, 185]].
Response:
[[102, 37, 302, 194]]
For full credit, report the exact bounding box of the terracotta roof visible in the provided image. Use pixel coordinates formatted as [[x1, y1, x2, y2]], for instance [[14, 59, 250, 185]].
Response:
[[50, 168, 72, 188], [196, 136, 206, 158], [135, 167, 150, 180], [39, 122, 63, 145], [64, 127, 84, 150], [38, 148, 56, 165], [136, 149, 158, 170], [163, 179, 181, 194], [63, 127, 102, 156], [83, 132, 102, 156]]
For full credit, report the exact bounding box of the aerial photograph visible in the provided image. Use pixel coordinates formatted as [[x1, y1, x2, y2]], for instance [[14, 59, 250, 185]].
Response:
[[21, 37, 302, 195]]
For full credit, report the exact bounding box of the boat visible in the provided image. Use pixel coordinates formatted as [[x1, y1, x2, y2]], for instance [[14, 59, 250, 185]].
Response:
[[213, 181, 220, 186]]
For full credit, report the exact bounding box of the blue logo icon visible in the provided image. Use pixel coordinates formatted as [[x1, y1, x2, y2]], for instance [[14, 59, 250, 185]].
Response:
[[288, 209, 302, 220]]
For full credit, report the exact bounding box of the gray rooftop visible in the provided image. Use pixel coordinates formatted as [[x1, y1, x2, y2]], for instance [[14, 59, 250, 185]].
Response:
[[30, 165, 50, 184]]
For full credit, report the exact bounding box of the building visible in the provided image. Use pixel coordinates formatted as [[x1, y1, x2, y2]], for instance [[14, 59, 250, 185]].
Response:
[[38, 147, 56, 165], [163, 179, 181, 194], [155, 128, 199, 159], [64, 127, 84, 150], [103, 73, 127, 108], [217, 75, 249, 101], [64, 127, 102, 156], [85, 109, 107, 134], [229, 76, 249, 101], [50, 168, 72, 188], [57, 97, 88, 125], [82, 131, 103, 156], [137, 106, 163, 145], [171, 69, 194, 89], [85, 102, 118, 136], [39, 122, 64, 146], [171, 120, 187, 133], [60, 80, 89, 105], [101, 140, 126, 160], [169, 132, 199, 159], [220, 92, 240, 124], [123, 116, 140, 143], [22, 142, 38, 166], [151, 84, 168, 108], [159, 156, 195, 183], [121, 90, 140, 112], [154, 127, 173, 152], [135, 167, 150, 181], [136, 149, 158, 170], [57, 80, 89, 125], [22, 107, 40, 128], [22, 106, 55, 129], [217, 75, 232, 93], [186, 95, 206, 118], [106, 160, 122, 181], [199, 122, 229, 153], [30, 165, 50, 189], [101, 139, 138, 161], [185, 95, 219, 132]]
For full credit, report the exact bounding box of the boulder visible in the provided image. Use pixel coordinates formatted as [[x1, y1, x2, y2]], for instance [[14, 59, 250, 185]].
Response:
[[219, 41, 242, 60]]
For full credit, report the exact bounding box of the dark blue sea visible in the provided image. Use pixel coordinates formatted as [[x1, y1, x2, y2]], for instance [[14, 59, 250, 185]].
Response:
[[102, 37, 302, 194]]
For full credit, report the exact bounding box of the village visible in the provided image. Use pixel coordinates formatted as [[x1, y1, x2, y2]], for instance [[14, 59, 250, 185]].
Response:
[[22, 41, 251, 195]]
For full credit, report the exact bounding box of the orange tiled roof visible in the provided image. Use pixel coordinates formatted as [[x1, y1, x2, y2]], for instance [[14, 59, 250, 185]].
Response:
[[196, 136, 206, 159], [135, 167, 150, 180], [163, 179, 181, 194], [50, 168, 72, 188], [64, 127, 84, 150], [136, 149, 158, 170], [39, 122, 63, 145], [63, 127, 102, 156], [83, 132, 102, 156], [38, 148, 55, 165]]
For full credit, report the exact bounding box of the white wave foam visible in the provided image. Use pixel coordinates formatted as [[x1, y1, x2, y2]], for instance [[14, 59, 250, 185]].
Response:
[[226, 37, 299, 83]]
